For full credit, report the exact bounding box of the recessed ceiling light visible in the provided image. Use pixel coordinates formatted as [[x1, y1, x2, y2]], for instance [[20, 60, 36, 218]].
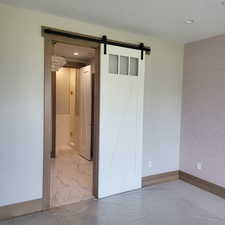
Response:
[[185, 19, 194, 24], [73, 52, 79, 56]]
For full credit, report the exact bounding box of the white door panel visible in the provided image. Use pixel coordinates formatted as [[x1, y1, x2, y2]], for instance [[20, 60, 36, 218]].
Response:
[[98, 44, 145, 198], [79, 65, 92, 160]]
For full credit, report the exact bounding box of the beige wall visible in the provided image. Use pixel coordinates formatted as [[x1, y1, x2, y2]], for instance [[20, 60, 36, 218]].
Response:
[[180, 34, 225, 187], [0, 3, 184, 206], [56, 114, 71, 149], [56, 68, 71, 114], [55, 68, 76, 150]]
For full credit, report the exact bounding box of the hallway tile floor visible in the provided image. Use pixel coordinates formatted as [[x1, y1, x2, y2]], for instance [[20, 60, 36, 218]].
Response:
[[50, 147, 93, 208]]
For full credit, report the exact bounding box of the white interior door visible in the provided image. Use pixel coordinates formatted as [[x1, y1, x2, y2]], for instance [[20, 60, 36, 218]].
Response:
[[98, 44, 145, 198], [79, 65, 92, 160]]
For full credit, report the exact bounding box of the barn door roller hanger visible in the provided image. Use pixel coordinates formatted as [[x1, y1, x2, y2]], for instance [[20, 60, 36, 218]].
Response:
[[43, 28, 151, 60], [101, 35, 147, 60]]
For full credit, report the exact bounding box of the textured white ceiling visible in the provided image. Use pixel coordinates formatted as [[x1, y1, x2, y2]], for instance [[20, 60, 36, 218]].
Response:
[[1, 0, 225, 43]]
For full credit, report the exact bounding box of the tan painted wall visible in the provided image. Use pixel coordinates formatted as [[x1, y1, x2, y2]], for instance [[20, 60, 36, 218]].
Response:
[[56, 68, 70, 114], [180, 34, 225, 188], [55, 68, 76, 150]]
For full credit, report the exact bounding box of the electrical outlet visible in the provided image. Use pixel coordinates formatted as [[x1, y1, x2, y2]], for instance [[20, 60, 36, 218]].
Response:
[[196, 162, 202, 170], [148, 161, 153, 169]]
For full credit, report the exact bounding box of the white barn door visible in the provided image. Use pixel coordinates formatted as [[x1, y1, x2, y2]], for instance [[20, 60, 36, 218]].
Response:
[[98, 44, 145, 198]]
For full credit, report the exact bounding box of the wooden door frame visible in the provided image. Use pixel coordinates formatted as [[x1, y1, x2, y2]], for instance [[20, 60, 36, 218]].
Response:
[[42, 28, 100, 210], [51, 71, 56, 158]]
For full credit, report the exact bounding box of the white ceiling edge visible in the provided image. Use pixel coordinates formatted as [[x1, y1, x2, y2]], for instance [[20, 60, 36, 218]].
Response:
[[0, 2, 185, 45], [1, 0, 225, 44]]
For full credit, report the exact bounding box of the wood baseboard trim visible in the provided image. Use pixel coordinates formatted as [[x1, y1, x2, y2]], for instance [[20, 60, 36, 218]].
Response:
[[142, 171, 179, 187], [0, 199, 43, 221], [1, 172, 224, 221], [179, 171, 225, 199]]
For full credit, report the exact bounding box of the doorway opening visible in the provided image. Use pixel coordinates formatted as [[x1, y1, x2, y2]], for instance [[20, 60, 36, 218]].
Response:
[[43, 28, 148, 210], [49, 42, 98, 208]]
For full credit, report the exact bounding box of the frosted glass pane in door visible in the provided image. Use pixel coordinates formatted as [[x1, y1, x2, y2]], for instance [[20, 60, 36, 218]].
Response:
[[120, 56, 129, 75], [130, 57, 138, 76], [109, 54, 118, 74]]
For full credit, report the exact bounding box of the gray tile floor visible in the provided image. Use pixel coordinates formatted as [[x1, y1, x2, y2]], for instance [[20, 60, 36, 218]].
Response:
[[1, 180, 225, 225]]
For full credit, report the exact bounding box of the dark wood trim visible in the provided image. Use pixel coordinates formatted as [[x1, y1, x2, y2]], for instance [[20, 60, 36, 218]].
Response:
[[142, 171, 179, 187], [0, 199, 42, 221], [42, 27, 99, 49], [142, 170, 225, 199], [43, 37, 53, 210], [51, 72, 56, 158], [92, 47, 100, 198], [64, 61, 86, 69], [179, 171, 225, 199]]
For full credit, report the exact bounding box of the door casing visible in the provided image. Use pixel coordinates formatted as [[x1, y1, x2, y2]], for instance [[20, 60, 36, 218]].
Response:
[[43, 29, 100, 209]]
